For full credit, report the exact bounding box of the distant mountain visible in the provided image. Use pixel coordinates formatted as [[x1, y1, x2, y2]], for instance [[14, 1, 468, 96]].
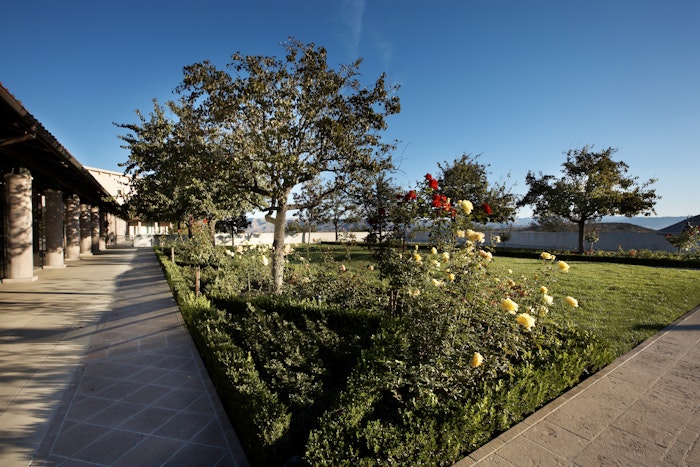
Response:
[[504, 216, 690, 231]]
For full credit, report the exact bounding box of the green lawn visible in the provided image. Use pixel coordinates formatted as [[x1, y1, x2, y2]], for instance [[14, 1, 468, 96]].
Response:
[[492, 257, 700, 356], [291, 244, 700, 357]]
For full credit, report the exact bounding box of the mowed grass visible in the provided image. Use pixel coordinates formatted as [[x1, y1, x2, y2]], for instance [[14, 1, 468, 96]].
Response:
[[294, 244, 700, 358], [492, 257, 700, 357]]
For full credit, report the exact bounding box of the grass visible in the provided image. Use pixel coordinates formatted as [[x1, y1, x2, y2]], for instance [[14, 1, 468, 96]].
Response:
[[491, 257, 700, 356]]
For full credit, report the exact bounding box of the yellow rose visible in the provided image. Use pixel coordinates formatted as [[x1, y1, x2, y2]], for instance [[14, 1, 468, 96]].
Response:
[[479, 250, 493, 262], [516, 313, 536, 331], [467, 229, 485, 243], [540, 252, 553, 260], [543, 294, 554, 306], [501, 298, 519, 313], [431, 247, 438, 255], [565, 296, 579, 307], [458, 199, 474, 215], [540, 286, 548, 294], [557, 261, 570, 272], [470, 352, 484, 368], [448, 273, 456, 282]]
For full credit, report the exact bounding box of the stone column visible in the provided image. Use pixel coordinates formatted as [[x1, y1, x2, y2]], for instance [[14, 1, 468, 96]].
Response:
[[43, 189, 66, 268], [3, 172, 37, 282], [65, 196, 81, 260], [91, 206, 100, 254], [79, 204, 92, 256], [99, 211, 108, 250]]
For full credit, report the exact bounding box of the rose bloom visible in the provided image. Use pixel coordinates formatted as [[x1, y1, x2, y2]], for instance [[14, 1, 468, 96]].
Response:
[[413, 253, 423, 264], [501, 298, 519, 313], [543, 294, 554, 306], [431, 247, 438, 255], [467, 229, 485, 243], [516, 313, 536, 331], [442, 252, 450, 262], [431, 278, 444, 287], [540, 252, 554, 260], [540, 285, 548, 294], [565, 296, 579, 307], [458, 199, 474, 215], [558, 260, 571, 272], [448, 272, 456, 282], [479, 250, 493, 261], [470, 352, 484, 368], [456, 229, 466, 238]]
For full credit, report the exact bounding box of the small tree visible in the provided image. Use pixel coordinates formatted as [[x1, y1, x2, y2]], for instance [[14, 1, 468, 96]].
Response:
[[665, 222, 700, 254], [177, 39, 400, 293], [519, 146, 659, 253], [437, 153, 517, 225]]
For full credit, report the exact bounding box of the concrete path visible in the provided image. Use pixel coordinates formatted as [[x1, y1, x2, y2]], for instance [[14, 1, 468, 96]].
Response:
[[0, 248, 247, 467], [458, 304, 700, 466]]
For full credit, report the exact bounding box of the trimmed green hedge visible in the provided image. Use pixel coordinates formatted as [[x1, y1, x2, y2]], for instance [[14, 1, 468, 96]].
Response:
[[156, 248, 612, 466]]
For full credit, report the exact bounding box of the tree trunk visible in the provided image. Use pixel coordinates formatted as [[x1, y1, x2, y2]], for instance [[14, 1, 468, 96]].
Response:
[[271, 204, 288, 294], [577, 220, 585, 253]]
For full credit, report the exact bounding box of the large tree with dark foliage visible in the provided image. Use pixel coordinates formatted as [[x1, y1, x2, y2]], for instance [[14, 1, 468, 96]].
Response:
[[519, 146, 659, 252]]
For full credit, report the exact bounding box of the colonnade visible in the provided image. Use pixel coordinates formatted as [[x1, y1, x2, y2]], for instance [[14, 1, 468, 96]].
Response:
[[2, 172, 112, 283]]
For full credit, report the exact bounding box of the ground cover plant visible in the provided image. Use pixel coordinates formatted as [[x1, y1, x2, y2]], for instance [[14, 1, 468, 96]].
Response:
[[157, 175, 700, 465]]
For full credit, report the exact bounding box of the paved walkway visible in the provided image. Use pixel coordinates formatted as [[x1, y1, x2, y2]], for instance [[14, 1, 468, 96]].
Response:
[[0, 247, 248, 466], [458, 304, 700, 466], [1, 247, 698, 466]]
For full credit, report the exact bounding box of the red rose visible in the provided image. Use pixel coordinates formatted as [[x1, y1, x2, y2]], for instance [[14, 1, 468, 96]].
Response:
[[425, 173, 433, 181], [482, 202, 493, 215], [404, 190, 417, 201], [429, 179, 439, 190]]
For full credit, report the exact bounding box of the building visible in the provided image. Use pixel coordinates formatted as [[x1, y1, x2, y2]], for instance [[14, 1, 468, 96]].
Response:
[[0, 83, 118, 282], [85, 166, 171, 244]]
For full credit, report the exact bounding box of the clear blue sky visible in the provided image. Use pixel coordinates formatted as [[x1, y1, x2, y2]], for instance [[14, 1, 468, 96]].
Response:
[[2, 0, 698, 217]]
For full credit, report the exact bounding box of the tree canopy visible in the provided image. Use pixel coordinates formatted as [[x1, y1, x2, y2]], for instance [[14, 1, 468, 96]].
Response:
[[518, 146, 659, 252], [437, 154, 517, 225], [119, 39, 400, 293]]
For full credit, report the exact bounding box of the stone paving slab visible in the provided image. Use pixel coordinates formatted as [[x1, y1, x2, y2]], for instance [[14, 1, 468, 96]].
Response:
[[0, 248, 248, 467], [457, 304, 700, 466]]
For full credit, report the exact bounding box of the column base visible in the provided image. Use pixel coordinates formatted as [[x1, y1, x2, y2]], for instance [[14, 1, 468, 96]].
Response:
[[43, 264, 67, 269], [2, 276, 39, 283]]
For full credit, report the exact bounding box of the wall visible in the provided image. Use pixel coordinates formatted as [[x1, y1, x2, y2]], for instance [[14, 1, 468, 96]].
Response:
[[127, 229, 674, 252]]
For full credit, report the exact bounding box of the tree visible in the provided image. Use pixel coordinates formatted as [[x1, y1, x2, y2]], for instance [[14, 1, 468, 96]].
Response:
[[318, 184, 363, 241], [176, 39, 400, 293], [437, 154, 517, 225], [117, 99, 250, 235], [519, 146, 659, 253], [216, 214, 252, 246]]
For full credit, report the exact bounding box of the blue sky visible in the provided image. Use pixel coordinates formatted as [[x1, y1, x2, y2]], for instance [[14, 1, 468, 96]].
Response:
[[2, 0, 698, 218]]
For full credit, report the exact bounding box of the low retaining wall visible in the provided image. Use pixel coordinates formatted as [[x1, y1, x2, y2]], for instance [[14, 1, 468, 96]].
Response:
[[126, 230, 674, 253]]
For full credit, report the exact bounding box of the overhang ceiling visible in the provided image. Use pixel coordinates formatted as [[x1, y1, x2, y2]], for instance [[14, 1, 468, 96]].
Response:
[[0, 82, 114, 210]]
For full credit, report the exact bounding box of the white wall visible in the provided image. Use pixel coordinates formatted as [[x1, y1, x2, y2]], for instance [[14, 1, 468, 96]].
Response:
[[128, 229, 674, 252]]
